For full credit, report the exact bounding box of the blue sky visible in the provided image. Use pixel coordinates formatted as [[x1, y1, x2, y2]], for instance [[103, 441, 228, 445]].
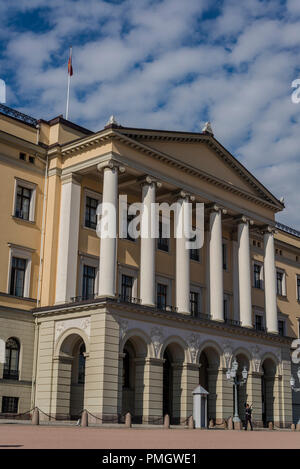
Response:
[[0, 0, 300, 228]]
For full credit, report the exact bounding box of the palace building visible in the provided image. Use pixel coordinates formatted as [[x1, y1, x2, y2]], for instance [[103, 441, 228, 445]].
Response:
[[0, 103, 300, 427]]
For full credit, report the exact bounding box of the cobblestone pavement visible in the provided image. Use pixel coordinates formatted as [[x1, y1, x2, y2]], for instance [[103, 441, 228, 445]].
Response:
[[0, 425, 300, 449]]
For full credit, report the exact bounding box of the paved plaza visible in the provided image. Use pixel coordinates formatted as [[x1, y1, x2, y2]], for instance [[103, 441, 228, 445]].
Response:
[[0, 425, 299, 449]]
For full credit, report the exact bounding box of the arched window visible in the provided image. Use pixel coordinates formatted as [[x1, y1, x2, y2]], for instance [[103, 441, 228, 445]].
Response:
[[78, 343, 86, 384], [3, 338, 20, 380]]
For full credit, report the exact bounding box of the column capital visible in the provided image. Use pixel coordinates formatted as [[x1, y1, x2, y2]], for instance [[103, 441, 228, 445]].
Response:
[[97, 158, 126, 174], [206, 202, 227, 215], [261, 224, 277, 235], [139, 175, 162, 188], [235, 214, 254, 225], [173, 189, 195, 202]]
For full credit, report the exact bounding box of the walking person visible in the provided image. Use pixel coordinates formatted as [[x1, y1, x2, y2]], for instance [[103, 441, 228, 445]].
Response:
[[244, 403, 253, 430]]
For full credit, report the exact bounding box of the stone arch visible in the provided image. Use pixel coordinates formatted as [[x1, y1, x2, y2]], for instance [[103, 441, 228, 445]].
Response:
[[233, 350, 251, 422], [261, 354, 278, 427], [160, 335, 187, 362], [54, 330, 89, 420], [161, 338, 186, 424], [54, 327, 89, 358], [120, 328, 152, 357], [121, 333, 148, 423], [198, 341, 222, 423]]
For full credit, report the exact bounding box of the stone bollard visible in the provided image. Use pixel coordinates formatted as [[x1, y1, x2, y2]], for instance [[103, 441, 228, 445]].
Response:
[[296, 423, 300, 432], [233, 420, 242, 430], [32, 407, 39, 425], [209, 419, 214, 428], [268, 421, 274, 430], [164, 414, 170, 429], [227, 417, 233, 430], [125, 412, 132, 428], [291, 423, 295, 431], [188, 415, 195, 429], [81, 410, 88, 427]]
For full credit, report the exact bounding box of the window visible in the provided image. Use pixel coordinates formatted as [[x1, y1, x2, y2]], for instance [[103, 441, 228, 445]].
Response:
[[15, 186, 32, 220], [19, 152, 26, 161], [28, 156, 35, 164], [1, 397, 19, 414], [222, 243, 227, 270], [297, 276, 300, 301], [82, 265, 96, 299], [121, 274, 133, 301], [254, 264, 262, 289], [3, 338, 20, 380], [276, 271, 283, 296], [157, 283, 167, 310], [9, 257, 26, 297], [13, 179, 36, 222], [85, 196, 98, 229], [190, 291, 199, 317], [157, 221, 169, 252], [278, 320, 285, 337], [255, 314, 264, 331], [78, 343, 86, 384]]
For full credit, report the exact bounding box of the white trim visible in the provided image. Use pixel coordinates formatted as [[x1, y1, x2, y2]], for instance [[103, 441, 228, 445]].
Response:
[[190, 284, 203, 314], [13, 178, 37, 223], [276, 267, 286, 297], [7, 245, 32, 298], [156, 275, 172, 306], [83, 188, 102, 230], [78, 254, 99, 296], [252, 259, 264, 289], [118, 266, 138, 298]]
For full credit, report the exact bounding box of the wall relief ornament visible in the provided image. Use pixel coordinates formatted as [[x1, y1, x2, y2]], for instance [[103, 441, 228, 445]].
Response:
[[150, 327, 164, 358], [118, 319, 129, 342], [251, 345, 261, 373], [223, 342, 233, 368], [186, 333, 201, 363], [55, 317, 91, 341]]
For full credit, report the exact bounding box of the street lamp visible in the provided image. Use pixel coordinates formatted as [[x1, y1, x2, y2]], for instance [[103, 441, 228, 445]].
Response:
[[226, 358, 248, 424]]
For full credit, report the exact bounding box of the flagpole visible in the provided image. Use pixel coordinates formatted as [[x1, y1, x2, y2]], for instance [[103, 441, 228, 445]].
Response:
[[66, 46, 72, 120]]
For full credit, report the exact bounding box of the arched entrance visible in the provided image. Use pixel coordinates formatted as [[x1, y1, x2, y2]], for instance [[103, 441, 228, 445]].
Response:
[[163, 342, 184, 424], [56, 333, 87, 420], [122, 336, 147, 423], [199, 347, 220, 422], [261, 358, 276, 427], [235, 353, 250, 424]]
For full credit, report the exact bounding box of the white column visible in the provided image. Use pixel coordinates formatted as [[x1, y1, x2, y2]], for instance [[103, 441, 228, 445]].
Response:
[[176, 195, 190, 313], [264, 228, 278, 334], [209, 206, 224, 321], [97, 162, 120, 297], [140, 178, 158, 306], [232, 240, 240, 322], [237, 217, 252, 328], [55, 174, 81, 304]]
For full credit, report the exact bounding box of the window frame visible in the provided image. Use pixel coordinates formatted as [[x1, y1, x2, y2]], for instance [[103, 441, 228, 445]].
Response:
[[156, 275, 172, 310], [157, 220, 170, 253], [13, 178, 36, 223], [78, 253, 99, 298], [296, 275, 300, 302], [1, 396, 19, 414], [222, 240, 229, 271], [276, 269, 286, 297], [7, 244, 33, 298], [3, 337, 20, 380], [118, 266, 138, 300], [252, 260, 264, 289], [83, 189, 102, 231]]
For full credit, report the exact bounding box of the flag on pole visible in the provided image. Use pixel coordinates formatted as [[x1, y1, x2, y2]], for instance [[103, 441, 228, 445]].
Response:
[[68, 47, 73, 76], [66, 46, 73, 120]]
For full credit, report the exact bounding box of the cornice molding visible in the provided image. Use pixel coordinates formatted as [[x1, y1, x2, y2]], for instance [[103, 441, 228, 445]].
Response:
[[59, 129, 282, 213]]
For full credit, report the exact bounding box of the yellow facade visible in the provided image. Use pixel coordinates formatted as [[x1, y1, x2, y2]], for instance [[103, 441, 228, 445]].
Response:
[[0, 104, 299, 427]]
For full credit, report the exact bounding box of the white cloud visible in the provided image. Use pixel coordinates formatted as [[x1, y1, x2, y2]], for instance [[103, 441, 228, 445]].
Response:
[[1, 0, 300, 229]]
